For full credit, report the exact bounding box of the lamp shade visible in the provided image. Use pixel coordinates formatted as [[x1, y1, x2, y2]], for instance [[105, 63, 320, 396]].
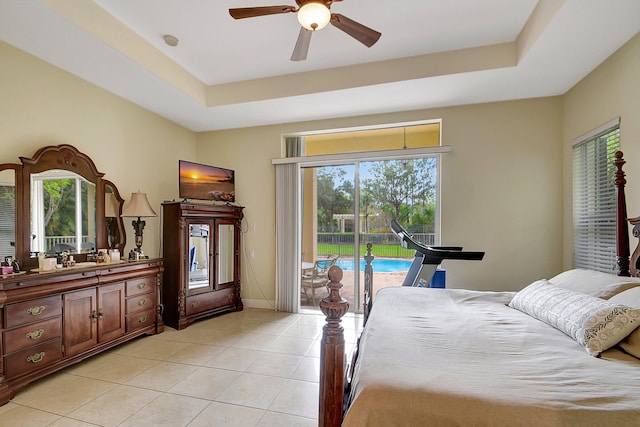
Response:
[[104, 192, 119, 218], [122, 192, 157, 218], [297, 2, 331, 31]]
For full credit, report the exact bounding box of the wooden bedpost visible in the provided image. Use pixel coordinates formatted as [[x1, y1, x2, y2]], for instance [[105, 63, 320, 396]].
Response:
[[614, 151, 631, 276], [629, 216, 640, 277], [363, 243, 374, 325], [319, 265, 349, 427]]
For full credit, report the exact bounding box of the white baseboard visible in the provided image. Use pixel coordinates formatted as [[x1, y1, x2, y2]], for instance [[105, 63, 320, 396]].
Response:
[[242, 298, 276, 310]]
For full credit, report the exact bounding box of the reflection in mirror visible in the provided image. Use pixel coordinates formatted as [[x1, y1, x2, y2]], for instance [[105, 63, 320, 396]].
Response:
[[30, 170, 96, 255], [104, 180, 126, 255], [218, 224, 235, 284], [0, 169, 16, 260], [105, 187, 119, 249], [189, 223, 210, 289]]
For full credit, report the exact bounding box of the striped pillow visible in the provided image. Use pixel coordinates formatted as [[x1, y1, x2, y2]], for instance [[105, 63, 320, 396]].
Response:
[[509, 279, 640, 356]]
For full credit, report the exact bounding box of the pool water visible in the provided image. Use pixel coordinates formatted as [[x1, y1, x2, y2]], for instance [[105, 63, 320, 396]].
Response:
[[335, 258, 412, 273]]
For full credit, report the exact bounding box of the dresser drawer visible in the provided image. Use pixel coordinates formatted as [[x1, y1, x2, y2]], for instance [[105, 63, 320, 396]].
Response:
[[125, 277, 154, 297], [126, 308, 155, 332], [126, 293, 154, 315], [186, 289, 236, 316], [3, 316, 62, 355], [5, 296, 62, 329], [4, 339, 63, 379]]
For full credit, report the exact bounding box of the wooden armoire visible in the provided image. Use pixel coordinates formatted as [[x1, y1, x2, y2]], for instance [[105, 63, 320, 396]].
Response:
[[162, 202, 243, 330]]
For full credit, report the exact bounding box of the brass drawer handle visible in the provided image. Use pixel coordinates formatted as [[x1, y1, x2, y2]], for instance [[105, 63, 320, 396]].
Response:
[[228, 294, 233, 300], [138, 299, 147, 306], [27, 306, 46, 316], [27, 352, 45, 363], [138, 316, 147, 323], [191, 301, 200, 308], [26, 329, 45, 340], [137, 283, 146, 290]]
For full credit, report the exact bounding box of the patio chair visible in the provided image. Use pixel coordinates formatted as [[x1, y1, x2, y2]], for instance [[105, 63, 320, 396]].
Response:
[[301, 257, 338, 304]]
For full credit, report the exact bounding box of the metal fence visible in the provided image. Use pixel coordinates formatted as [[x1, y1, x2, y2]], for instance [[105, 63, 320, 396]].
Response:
[[45, 236, 91, 253], [317, 232, 435, 258]]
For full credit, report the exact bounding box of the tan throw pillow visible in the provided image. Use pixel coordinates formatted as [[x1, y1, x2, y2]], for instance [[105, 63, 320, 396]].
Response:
[[548, 269, 640, 299], [609, 287, 640, 358], [509, 279, 640, 356]]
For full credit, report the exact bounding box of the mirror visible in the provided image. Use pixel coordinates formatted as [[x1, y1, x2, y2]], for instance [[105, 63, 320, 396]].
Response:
[[0, 167, 18, 261], [7, 144, 127, 268], [217, 223, 235, 284], [30, 169, 96, 255], [189, 223, 210, 289]]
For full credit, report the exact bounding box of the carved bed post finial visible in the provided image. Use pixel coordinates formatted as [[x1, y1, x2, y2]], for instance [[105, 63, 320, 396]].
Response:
[[363, 243, 374, 325], [319, 265, 349, 427], [629, 216, 640, 277], [614, 151, 630, 277]]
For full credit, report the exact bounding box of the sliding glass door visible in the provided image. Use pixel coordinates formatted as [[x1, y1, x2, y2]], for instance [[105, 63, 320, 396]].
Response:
[[300, 165, 356, 309], [357, 158, 438, 305]]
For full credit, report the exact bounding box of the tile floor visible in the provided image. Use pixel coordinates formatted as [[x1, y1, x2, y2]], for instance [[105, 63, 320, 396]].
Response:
[[0, 308, 363, 427]]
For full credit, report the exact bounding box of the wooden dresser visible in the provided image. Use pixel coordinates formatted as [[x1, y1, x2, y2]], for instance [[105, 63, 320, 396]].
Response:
[[162, 202, 243, 330], [0, 259, 163, 406]]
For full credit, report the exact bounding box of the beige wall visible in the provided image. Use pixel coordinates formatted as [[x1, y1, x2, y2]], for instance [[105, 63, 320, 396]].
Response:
[[562, 32, 640, 270], [4, 30, 637, 306], [198, 33, 640, 301], [0, 41, 197, 258], [197, 96, 564, 298]]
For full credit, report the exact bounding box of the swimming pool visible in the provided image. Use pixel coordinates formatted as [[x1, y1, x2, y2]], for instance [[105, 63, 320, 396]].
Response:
[[335, 258, 412, 273]]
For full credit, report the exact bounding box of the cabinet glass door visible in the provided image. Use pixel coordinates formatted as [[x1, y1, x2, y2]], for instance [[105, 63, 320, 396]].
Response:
[[188, 222, 211, 290], [217, 223, 235, 286]]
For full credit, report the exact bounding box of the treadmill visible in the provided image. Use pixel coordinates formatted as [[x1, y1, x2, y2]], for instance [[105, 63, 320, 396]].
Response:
[[391, 219, 485, 287]]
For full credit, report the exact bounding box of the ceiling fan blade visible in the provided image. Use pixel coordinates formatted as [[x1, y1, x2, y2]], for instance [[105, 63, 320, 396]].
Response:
[[229, 6, 296, 19], [291, 27, 312, 61], [330, 13, 381, 47]]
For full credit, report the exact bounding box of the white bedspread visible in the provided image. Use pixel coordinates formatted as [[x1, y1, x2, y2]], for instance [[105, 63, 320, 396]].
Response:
[[343, 287, 640, 426]]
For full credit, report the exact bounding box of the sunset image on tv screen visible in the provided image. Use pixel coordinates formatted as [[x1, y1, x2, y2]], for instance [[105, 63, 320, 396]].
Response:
[[179, 161, 235, 202]]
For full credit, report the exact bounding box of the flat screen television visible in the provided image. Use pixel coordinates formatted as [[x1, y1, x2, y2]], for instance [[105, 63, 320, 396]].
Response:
[[179, 160, 235, 202]]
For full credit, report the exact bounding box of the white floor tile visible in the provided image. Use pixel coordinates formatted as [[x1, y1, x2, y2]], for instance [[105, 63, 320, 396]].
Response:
[[2, 308, 361, 426], [216, 372, 287, 410], [269, 379, 319, 419]]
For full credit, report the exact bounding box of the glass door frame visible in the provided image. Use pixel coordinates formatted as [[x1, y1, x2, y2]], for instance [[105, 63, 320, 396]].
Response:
[[300, 163, 360, 311]]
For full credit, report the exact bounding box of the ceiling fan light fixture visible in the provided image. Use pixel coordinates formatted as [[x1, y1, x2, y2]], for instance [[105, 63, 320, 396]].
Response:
[[297, 2, 330, 31]]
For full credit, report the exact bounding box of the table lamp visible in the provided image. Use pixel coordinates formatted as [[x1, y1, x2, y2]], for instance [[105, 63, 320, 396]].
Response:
[[121, 191, 157, 253]]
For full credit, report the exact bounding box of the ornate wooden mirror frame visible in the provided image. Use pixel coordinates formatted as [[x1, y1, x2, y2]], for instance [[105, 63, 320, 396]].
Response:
[[0, 163, 22, 265], [0, 144, 126, 269]]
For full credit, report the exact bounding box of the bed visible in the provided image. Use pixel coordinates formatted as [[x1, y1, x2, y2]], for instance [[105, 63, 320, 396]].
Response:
[[317, 151, 640, 426]]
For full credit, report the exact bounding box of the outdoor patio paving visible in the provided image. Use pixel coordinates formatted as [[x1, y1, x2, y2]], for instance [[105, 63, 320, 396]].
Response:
[[300, 270, 407, 311]]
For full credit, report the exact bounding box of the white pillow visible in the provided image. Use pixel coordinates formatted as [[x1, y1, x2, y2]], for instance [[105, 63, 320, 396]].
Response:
[[509, 279, 640, 356], [548, 269, 640, 299], [609, 287, 640, 358]]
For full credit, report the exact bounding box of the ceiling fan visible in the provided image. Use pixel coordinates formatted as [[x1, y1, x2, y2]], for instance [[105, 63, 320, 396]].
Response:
[[229, 0, 382, 61]]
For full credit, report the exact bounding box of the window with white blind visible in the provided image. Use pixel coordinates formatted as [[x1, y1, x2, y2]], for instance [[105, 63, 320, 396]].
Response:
[[572, 119, 620, 273]]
